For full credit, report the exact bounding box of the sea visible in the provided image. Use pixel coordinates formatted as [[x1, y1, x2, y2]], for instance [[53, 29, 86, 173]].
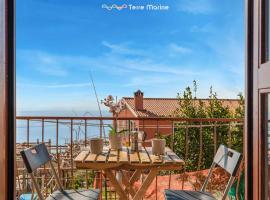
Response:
[[16, 110, 111, 145]]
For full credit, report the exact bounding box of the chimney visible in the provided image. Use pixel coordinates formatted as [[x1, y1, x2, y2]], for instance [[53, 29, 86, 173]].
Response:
[[134, 90, 144, 110]]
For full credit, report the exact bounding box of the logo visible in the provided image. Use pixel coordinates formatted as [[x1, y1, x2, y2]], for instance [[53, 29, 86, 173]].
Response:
[[102, 4, 128, 11]]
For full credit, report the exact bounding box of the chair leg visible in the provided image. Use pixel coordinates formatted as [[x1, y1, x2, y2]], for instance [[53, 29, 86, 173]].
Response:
[[29, 173, 45, 200]]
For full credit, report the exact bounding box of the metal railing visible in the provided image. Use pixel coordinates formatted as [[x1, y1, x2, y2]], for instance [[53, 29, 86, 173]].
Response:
[[16, 116, 244, 199]]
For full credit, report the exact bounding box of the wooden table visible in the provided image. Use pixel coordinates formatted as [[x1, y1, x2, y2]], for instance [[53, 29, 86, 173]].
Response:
[[74, 147, 184, 200]]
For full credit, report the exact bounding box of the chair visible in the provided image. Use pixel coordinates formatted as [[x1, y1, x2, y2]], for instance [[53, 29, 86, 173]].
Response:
[[20, 143, 100, 200], [164, 145, 243, 200]]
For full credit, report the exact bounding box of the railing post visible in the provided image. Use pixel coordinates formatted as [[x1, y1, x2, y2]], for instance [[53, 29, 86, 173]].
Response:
[[48, 139, 51, 153], [70, 119, 74, 188], [99, 119, 102, 138], [42, 118, 44, 143], [99, 171, 103, 200], [169, 120, 174, 190], [168, 171, 171, 189], [155, 120, 159, 200], [228, 122, 232, 148], [104, 173, 108, 200], [143, 119, 145, 142], [128, 120, 131, 146], [27, 119, 30, 147], [185, 125, 189, 162], [155, 175, 158, 200], [197, 122, 203, 171], [56, 119, 61, 183], [86, 170, 89, 189], [182, 124, 189, 190], [84, 119, 88, 191], [213, 122, 217, 154], [85, 119, 87, 147], [170, 121, 174, 150]]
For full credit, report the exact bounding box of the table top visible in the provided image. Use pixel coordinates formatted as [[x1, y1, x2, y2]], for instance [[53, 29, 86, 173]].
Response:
[[74, 146, 184, 170]]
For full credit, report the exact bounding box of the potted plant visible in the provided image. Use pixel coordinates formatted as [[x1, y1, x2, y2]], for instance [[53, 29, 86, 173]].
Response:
[[108, 125, 126, 150], [102, 95, 127, 150], [152, 132, 166, 155]]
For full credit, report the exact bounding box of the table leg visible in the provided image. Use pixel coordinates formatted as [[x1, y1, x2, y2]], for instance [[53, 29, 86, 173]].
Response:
[[104, 170, 127, 200], [121, 171, 136, 197], [133, 169, 158, 200], [129, 170, 141, 185]]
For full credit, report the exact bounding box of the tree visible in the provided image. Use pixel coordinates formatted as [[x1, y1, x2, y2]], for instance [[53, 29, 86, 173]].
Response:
[[171, 81, 244, 171]]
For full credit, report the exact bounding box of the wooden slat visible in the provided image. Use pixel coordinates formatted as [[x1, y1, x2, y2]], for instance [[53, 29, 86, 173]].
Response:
[[119, 148, 129, 163], [74, 151, 89, 162], [104, 170, 127, 200], [133, 169, 158, 200], [85, 153, 97, 162], [163, 154, 174, 164], [108, 150, 118, 163], [129, 170, 141, 186], [121, 170, 136, 197], [96, 149, 109, 163], [145, 147, 163, 164], [138, 149, 151, 164], [165, 147, 183, 163], [129, 150, 140, 163]]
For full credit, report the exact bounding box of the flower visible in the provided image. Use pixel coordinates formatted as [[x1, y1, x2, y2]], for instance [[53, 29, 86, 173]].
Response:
[[102, 95, 126, 114]]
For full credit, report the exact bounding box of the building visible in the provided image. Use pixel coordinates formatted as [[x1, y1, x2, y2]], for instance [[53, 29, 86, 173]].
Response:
[[115, 90, 241, 140]]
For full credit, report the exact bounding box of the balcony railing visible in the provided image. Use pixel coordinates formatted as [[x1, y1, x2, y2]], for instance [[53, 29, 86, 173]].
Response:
[[15, 116, 244, 199]]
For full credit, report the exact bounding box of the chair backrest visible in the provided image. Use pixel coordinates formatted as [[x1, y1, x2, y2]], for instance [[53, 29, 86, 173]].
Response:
[[20, 143, 51, 173], [20, 143, 63, 200], [213, 144, 242, 176], [201, 145, 243, 200]]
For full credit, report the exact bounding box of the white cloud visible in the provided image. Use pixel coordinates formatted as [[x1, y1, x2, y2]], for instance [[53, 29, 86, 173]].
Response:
[[190, 24, 215, 33], [17, 50, 69, 76], [17, 36, 244, 112], [124, 75, 181, 87], [205, 33, 244, 76], [102, 41, 146, 56], [178, 0, 216, 15], [168, 43, 192, 54], [18, 41, 199, 77], [18, 82, 91, 88]]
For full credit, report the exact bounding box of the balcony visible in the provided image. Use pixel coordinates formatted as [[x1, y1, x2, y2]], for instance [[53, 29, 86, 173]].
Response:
[[15, 116, 243, 199]]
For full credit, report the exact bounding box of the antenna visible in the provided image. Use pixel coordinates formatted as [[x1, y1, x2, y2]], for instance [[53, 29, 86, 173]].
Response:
[[89, 71, 106, 139]]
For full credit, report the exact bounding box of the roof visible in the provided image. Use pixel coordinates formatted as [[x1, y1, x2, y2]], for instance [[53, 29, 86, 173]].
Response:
[[122, 97, 240, 118]]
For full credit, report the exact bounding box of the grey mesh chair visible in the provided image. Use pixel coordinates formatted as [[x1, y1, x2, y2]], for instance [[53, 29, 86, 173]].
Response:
[[20, 143, 100, 200], [164, 145, 242, 200]]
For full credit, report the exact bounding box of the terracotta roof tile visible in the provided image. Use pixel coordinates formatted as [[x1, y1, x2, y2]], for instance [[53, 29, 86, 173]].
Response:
[[123, 98, 240, 118]]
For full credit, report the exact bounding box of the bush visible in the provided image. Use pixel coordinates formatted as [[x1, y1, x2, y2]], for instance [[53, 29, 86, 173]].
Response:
[[172, 81, 244, 171]]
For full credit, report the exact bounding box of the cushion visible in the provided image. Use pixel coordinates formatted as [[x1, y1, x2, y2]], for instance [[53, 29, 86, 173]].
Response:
[[46, 189, 100, 200], [164, 190, 216, 200]]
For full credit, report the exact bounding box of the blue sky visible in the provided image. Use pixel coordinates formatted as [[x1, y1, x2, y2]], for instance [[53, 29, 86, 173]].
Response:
[[16, 0, 244, 113]]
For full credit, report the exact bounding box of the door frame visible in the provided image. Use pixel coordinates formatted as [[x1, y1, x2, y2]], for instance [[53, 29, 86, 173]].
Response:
[[259, 88, 270, 199], [0, 0, 264, 199], [0, 0, 16, 199], [247, 0, 270, 199], [245, 0, 254, 199]]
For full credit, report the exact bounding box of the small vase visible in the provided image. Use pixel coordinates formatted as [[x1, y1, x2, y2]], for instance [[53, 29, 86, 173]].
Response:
[[109, 135, 123, 150], [90, 138, 103, 154], [152, 138, 165, 155]]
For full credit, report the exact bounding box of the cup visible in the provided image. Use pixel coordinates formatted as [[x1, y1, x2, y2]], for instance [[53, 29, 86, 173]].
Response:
[[90, 138, 104, 154], [152, 138, 165, 155]]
